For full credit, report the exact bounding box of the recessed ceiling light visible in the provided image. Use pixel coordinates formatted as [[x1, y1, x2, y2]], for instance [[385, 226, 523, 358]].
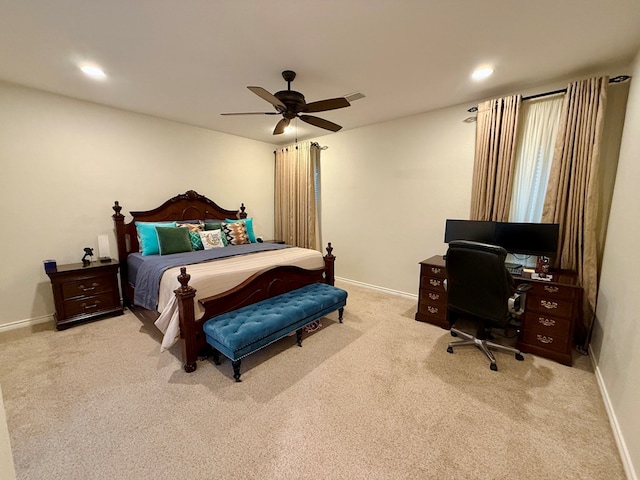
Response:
[[471, 67, 494, 81], [80, 65, 106, 80]]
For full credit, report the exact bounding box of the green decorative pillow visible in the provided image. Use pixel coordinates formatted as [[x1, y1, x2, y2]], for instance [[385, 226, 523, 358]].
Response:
[[225, 217, 256, 242], [135, 221, 177, 256], [156, 226, 193, 255], [204, 220, 223, 231], [221, 221, 250, 245]]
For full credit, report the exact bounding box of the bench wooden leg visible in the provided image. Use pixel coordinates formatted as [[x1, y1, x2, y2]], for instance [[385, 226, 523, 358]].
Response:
[[232, 359, 242, 382], [212, 349, 221, 365], [338, 307, 344, 323], [296, 328, 303, 346]]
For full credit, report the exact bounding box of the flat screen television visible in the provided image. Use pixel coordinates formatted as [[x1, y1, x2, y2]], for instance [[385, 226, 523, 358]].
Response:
[[444, 220, 496, 245], [494, 222, 560, 258]]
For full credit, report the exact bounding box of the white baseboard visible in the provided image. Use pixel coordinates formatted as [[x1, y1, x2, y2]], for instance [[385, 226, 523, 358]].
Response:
[[335, 276, 418, 300], [589, 345, 637, 480], [0, 314, 53, 334]]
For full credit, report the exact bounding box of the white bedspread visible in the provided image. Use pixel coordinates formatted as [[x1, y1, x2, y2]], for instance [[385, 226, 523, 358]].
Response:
[[153, 247, 325, 351]]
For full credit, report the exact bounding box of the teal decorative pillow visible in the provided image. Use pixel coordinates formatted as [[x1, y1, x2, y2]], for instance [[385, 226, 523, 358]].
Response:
[[221, 221, 250, 245], [188, 230, 204, 250], [156, 226, 193, 255], [225, 217, 256, 243], [177, 222, 204, 250], [135, 221, 177, 256]]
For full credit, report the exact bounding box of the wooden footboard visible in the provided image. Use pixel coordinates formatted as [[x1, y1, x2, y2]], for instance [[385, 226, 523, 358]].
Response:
[[175, 245, 336, 372]]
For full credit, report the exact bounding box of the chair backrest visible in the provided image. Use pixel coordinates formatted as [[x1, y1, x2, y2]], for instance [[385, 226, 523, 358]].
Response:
[[445, 240, 514, 327]]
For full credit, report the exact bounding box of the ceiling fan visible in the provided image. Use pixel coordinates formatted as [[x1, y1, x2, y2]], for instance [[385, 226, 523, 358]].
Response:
[[221, 70, 351, 135]]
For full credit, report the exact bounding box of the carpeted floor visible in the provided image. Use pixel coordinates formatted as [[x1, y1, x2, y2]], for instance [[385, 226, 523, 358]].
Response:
[[0, 281, 626, 480]]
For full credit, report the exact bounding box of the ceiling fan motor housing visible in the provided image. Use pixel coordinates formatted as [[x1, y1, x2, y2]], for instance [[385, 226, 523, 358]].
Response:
[[274, 90, 306, 116]]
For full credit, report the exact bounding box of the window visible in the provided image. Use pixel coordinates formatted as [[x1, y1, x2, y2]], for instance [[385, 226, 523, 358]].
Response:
[[509, 96, 563, 222]]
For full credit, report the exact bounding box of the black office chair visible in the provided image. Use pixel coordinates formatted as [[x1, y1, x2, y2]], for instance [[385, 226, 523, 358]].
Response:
[[445, 240, 530, 371]]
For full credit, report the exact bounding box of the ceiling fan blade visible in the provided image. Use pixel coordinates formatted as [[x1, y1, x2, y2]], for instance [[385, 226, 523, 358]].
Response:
[[304, 97, 351, 113], [220, 112, 279, 116], [273, 117, 290, 135], [247, 86, 286, 111], [299, 115, 342, 132]]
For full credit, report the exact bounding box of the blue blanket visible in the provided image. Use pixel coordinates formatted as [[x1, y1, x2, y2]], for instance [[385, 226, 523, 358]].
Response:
[[132, 243, 291, 311]]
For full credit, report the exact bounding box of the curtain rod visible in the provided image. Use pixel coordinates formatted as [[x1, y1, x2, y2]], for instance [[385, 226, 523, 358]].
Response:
[[466, 75, 630, 113]]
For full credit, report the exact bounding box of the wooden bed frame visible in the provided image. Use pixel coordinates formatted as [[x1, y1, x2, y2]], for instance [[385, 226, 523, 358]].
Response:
[[111, 190, 335, 372]]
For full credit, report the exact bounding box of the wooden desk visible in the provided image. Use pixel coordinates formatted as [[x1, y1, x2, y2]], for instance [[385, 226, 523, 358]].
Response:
[[415, 255, 581, 366]]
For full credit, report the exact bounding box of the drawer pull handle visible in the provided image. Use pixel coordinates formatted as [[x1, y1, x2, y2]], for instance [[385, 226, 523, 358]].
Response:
[[428, 292, 440, 300], [79, 282, 99, 292], [536, 334, 554, 344], [429, 279, 441, 287], [541, 300, 558, 310], [431, 267, 441, 274], [81, 300, 101, 310], [538, 317, 556, 327], [544, 286, 559, 294], [427, 306, 438, 314]]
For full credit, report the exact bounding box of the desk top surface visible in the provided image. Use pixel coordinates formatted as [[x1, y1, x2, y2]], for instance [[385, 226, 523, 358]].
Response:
[[420, 255, 580, 288]]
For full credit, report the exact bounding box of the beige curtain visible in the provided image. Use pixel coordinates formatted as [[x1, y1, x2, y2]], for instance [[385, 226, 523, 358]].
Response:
[[470, 95, 522, 221], [274, 140, 320, 250], [542, 77, 608, 348]]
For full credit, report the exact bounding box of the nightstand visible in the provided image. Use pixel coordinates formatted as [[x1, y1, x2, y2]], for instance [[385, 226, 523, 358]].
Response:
[[46, 259, 123, 330]]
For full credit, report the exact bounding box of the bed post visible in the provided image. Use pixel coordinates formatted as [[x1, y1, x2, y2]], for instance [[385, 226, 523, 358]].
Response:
[[112, 201, 129, 306], [175, 267, 198, 373], [324, 242, 335, 286]]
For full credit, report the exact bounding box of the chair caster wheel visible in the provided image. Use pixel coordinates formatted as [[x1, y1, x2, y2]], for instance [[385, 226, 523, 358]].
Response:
[[450, 331, 458, 337], [447, 346, 453, 354], [515, 353, 524, 361], [490, 363, 498, 371]]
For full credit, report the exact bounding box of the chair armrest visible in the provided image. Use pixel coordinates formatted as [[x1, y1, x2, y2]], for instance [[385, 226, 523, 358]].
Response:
[[508, 285, 531, 316]]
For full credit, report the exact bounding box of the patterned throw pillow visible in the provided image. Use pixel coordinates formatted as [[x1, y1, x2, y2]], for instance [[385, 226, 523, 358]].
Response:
[[177, 222, 204, 250], [222, 221, 250, 245], [199, 229, 225, 249]]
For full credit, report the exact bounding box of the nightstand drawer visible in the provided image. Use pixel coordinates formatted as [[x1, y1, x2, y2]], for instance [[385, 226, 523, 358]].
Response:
[[62, 291, 118, 318], [61, 276, 113, 300]]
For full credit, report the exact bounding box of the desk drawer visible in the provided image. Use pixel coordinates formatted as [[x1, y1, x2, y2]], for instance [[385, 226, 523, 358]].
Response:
[[520, 327, 570, 354], [421, 264, 446, 279], [421, 276, 446, 293], [528, 282, 576, 301], [527, 294, 573, 319], [523, 312, 572, 338]]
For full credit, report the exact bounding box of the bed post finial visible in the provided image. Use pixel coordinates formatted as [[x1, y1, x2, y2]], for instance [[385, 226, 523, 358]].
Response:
[[239, 203, 247, 219], [324, 242, 335, 286], [112, 201, 123, 219]]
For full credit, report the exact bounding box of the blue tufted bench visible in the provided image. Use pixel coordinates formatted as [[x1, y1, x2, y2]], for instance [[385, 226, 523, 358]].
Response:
[[202, 282, 348, 381]]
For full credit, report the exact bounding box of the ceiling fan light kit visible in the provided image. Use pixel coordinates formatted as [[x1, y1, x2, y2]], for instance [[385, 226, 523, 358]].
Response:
[[222, 70, 351, 135]]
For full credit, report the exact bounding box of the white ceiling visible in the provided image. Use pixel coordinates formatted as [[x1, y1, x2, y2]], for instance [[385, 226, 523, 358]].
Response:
[[1, 0, 639, 146]]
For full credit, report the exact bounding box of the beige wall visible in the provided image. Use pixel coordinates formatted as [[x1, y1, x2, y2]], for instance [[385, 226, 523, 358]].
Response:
[[0, 81, 276, 327], [317, 104, 476, 295], [591, 50, 640, 480]]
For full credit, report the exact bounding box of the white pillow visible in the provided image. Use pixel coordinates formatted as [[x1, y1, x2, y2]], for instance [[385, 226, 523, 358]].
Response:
[[199, 229, 225, 249]]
